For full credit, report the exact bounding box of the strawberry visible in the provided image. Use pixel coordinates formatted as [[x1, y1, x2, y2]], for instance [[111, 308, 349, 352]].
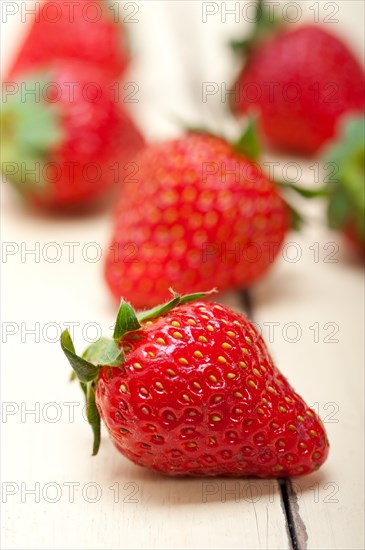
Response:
[[105, 127, 295, 308], [231, 4, 365, 155], [1, 60, 145, 209], [8, 0, 129, 80], [324, 114, 364, 255], [61, 291, 329, 477]]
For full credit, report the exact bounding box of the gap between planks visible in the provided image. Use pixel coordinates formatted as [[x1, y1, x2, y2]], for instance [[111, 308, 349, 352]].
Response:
[[238, 289, 306, 550]]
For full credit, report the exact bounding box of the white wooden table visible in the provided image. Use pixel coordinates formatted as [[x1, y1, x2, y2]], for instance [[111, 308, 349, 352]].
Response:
[[1, 2, 364, 549]]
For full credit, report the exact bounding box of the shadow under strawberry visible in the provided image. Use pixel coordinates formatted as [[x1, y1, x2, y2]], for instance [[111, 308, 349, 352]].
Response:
[[61, 290, 329, 477]]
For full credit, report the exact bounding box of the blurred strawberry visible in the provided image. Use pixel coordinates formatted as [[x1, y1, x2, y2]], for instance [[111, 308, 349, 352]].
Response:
[[8, 0, 129, 81], [1, 61, 145, 209], [231, 2, 365, 155], [105, 126, 293, 308], [324, 114, 364, 255]]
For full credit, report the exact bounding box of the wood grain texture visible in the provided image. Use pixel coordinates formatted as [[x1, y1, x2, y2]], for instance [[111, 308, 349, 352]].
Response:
[[253, 201, 365, 550], [1, 1, 364, 549], [1, 199, 290, 549]]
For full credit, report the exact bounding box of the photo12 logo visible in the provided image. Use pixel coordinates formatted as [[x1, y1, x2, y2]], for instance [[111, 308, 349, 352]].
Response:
[[201, 479, 339, 504], [1, 481, 141, 504], [201, 1, 340, 24], [1, 1, 140, 24], [2, 80, 139, 104]]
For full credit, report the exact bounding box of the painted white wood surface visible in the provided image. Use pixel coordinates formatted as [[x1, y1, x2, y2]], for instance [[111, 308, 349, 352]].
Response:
[[253, 193, 365, 550], [0, 210, 288, 550], [1, 2, 364, 549]]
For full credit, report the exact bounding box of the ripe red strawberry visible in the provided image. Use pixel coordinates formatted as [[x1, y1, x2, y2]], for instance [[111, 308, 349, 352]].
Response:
[[324, 114, 364, 255], [105, 129, 290, 308], [61, 291, 329, 477], [1, 60, 145, 209], [231, 20, 365, 155], [8, 0, 129, 80]]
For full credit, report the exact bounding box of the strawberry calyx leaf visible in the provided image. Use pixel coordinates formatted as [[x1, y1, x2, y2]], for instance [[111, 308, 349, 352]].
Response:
[[179, 289, 218, 304], [113, 300, 141, 340], [233, 118, 323, 229], [61, 329, 104, 455], [61, 329, 126, 456], [278, 182, 328, 199], [61, 289, 216, 455], [230, 0, 283, 56], [82, 337, 125, 367], [137, 288, 217, 322], [234, 119, 327, 198], [282, 201, 304, 231], [137, 290, 181, 323], [86, 383, 101, 456], [323, 114, 365, 244], [1, 71, 65, 196], [61, 330, 100, 383], [234, 116, 261, 160], [279, 182, 328, 231]]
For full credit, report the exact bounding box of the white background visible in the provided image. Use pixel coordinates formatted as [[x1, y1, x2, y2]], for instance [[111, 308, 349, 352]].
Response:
[[1, 1, 364, 549]]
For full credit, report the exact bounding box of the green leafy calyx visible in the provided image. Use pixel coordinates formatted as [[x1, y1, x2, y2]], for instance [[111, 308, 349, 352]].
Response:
[[324, 114, 365, 243], [1, 72, 65, 196], [234, 116, 261, 161], [233, 117, 326, 230], [230, 0, 283, 56], [60, 290, 216, 455]]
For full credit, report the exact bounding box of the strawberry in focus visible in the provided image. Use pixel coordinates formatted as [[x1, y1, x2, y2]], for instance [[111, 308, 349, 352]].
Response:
[[7, 0, 129, 81], [1, 61, 145, 209], [61, 291, 329, 477], [105, 129, 289, 308], [231, 5, 365, 155]]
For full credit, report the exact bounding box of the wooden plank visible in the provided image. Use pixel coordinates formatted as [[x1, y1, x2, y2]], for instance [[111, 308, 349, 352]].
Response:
[[1, 198, 289, 549], [2, 2, 364, 549], [253, 214, 365, 550], [1, 4, 290, 550], [3, 3, 289, 549]]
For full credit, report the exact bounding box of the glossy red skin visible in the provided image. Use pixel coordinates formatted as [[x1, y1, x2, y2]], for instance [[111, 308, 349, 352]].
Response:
[[8, 0, 128, 80], [96, 301, 329, 477], [14, 61, 145, 208], [232, 26, 365, 155], [105, 134, 289, 308]]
